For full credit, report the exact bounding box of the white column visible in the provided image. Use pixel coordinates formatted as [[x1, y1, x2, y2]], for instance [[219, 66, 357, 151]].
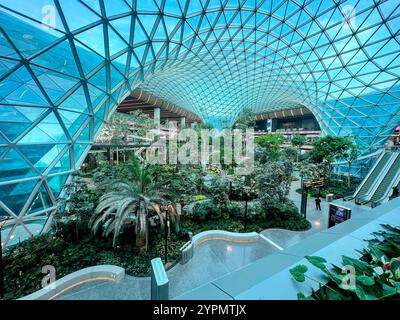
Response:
[[180, 117, 186, 128], [154, 107, 161, 126]]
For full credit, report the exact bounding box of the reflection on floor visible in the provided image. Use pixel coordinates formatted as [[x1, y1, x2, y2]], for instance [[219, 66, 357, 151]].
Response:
[[57, 238, 276, 300], [57, 176, 371, 300]]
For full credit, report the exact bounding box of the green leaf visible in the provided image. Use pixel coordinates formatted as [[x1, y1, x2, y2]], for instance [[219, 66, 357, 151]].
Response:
[[290, 264, 308, 282], [326, 288, 342, 300], [390, 259, 400, 272], [306, 255, 327, 270], [355, 286, 378, 300], [394, 282, 400, 294], [342, 256, 371, 273], [380, 283, 397, 299], [297, 293, 307, 300], [356, 275, 375, 286]]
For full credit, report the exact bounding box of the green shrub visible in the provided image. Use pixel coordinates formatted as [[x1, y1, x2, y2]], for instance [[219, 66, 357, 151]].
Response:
[[191, 200, 265, 221], [191, 201, 213, 221]]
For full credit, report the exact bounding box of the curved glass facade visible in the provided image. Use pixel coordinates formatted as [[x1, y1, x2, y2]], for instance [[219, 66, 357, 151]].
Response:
[[0, 0, 399, 244]]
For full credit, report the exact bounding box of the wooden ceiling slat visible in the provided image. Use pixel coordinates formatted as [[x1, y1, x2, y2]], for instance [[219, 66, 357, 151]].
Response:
[[117, 89, 201, 123]]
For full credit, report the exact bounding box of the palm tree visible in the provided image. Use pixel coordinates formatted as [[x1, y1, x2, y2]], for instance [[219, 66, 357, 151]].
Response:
[[89, 158, 179, 249]]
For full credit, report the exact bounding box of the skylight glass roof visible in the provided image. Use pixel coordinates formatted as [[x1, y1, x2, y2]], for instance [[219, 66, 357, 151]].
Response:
[[0, 0, 399, 244]]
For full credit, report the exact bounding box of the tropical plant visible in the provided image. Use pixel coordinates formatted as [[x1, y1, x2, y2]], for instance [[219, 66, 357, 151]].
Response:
[[55, 172, 98, 238], [149, 164, 205, 204], [89, 158, 178, 249], [208, 171, 231, 215], [298, 160, 330, 181], [290, 224, 400, 300], [281, 146, 298, 163]]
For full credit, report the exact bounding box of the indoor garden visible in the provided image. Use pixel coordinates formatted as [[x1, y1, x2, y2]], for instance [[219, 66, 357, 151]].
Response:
[[2, 108, 375, 300], [0, 0, 399, 304]]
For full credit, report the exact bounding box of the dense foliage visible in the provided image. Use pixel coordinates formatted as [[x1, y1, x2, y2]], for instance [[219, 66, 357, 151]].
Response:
[[187, 195, 309, 230], [255, 134, 284, 161], [311, 136, 353, 164], [2, 220, 187, 300], [96, 111, 153, 143], [149, 164, 205, 204], [290, 224, 400, 300], [3, 129, 321, 300]]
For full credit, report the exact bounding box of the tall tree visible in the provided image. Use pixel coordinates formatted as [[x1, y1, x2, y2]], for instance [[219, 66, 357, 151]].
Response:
[[311, 136, 353, 174], [341, 139, 359, 187], [256, 161, 292, 217], [291, 135, 307, 162], [255, 134, 284, 162], [235, 107, 256, 129]]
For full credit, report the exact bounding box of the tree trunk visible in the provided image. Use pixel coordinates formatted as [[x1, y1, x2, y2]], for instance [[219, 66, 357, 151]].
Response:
[[135, 233, 146, 248], [135, 209, 147, 249], [145, 220, 149, 252], [348, 161, 351, 188]]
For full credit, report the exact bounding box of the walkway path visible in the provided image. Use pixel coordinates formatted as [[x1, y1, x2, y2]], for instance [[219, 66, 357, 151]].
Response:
[[57, 238, 277, 300], [261, 174, 371, 249]]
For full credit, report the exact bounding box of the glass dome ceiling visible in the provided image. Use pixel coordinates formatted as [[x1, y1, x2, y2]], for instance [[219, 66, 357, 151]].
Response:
[[0, 0, 399, 244]]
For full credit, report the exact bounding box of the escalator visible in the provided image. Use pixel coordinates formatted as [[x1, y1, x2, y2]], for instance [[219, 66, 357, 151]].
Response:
[[353, 152, 392, 203], [369, 153, 400, 207]]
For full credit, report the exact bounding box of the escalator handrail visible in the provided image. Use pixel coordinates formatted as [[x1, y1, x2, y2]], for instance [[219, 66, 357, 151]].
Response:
[[352, 151, 387, 199], [371, 152, 400, 207], [359, 152, 399, 204]]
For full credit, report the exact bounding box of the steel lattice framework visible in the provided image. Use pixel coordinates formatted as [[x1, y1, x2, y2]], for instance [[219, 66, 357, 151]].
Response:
[[0, 0, 399, 245]]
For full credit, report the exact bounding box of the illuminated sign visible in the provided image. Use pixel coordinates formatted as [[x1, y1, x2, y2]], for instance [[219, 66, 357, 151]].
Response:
[[328, 204, 352, 228], [303, 178, 325, 189]]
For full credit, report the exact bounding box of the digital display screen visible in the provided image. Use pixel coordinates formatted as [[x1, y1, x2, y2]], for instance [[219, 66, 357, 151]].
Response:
[[328, 204, 352, 228]]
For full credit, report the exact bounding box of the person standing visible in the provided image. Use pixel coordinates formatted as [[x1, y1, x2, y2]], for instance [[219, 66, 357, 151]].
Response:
[[315, 197, 322, 211]]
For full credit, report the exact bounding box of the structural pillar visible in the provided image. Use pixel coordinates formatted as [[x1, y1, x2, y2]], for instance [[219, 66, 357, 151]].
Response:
[[267, 119, 278, 132], [180, 116, 186, 128], [154, 107, 161, 126]]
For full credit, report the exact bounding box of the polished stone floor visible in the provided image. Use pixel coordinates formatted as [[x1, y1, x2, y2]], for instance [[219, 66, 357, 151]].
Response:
[[260, 177, 371, 249], [57, 238, 276, 300]]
